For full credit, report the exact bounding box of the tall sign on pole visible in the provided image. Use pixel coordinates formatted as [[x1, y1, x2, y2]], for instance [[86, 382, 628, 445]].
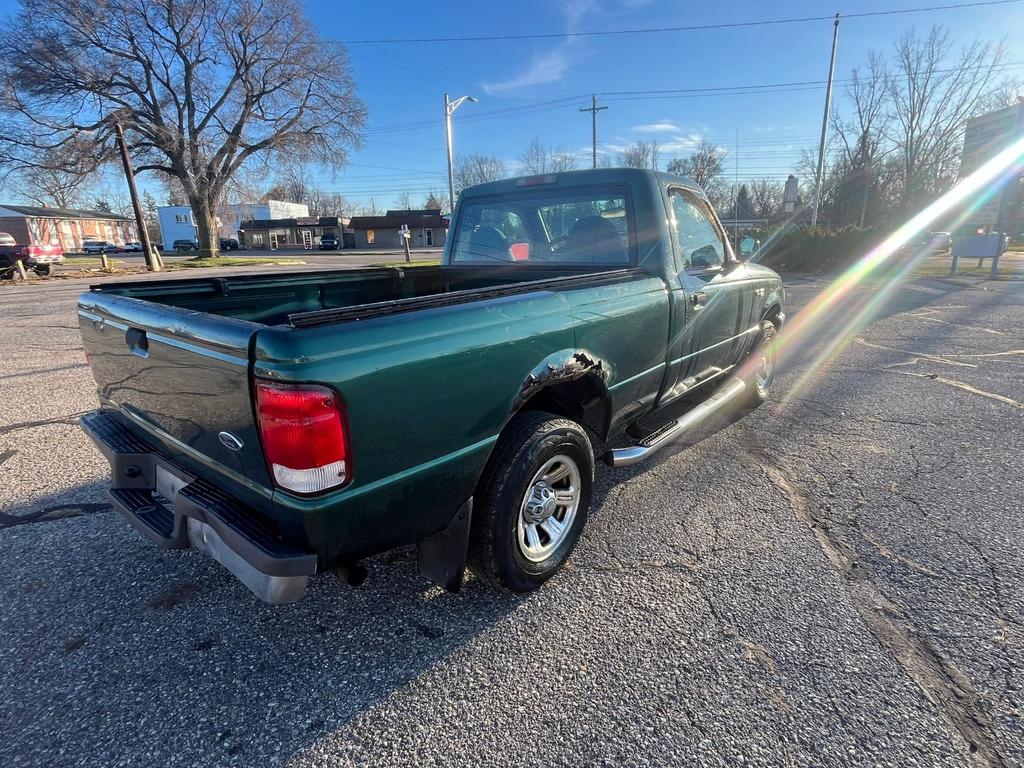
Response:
[[810, 13, 841, 229], [579, 95, 608, 169]]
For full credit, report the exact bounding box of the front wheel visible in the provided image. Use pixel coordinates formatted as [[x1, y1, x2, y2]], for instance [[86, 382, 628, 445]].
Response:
[[746, 320, 779, 406], [468, 412, 594, 592]]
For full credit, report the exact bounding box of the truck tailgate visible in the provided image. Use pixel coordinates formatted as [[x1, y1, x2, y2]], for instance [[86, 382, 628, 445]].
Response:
[[78, 291, 270, 487]]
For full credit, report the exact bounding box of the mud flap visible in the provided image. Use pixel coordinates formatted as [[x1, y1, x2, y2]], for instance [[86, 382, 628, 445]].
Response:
[[417, 498, 472, 592]]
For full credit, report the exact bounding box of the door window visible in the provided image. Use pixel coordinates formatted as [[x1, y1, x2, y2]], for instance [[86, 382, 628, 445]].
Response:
[[425, 227, 433, 246], [669, 190, 725, 271]]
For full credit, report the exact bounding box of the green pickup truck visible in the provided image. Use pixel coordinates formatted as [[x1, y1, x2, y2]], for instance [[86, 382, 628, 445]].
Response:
[[79, 168, 784, 604]]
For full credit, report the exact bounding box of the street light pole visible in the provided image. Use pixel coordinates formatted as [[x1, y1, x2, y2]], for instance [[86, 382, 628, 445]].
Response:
[[810, 13, 841, 229], [444, 92, 477, 214]]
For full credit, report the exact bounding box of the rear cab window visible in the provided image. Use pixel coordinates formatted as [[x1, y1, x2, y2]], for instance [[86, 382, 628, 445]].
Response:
[[451, 187, 633, 267]]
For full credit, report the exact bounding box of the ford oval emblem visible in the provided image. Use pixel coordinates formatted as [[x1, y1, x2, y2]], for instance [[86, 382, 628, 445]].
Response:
[[218, 431, 244, 452]]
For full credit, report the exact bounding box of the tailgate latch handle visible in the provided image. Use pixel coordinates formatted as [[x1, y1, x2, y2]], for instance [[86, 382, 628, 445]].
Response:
[[125, 327, 149, 357]]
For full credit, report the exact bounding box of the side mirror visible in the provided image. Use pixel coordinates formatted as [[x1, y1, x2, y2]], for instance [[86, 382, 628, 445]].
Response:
[[739, 236, 759, 259]]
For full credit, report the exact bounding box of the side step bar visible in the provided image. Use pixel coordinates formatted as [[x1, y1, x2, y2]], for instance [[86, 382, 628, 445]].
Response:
[[605, 376, 748, 468]]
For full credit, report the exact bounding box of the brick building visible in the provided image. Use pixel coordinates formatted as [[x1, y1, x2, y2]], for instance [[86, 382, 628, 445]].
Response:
[[0, 205, 137, 251]]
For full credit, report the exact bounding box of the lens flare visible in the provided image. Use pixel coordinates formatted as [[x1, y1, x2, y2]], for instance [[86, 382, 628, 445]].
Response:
[[764, 133, 1024, 407]]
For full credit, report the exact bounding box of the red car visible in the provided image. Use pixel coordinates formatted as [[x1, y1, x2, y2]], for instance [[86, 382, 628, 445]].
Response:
[[0, 232, 64, 277]]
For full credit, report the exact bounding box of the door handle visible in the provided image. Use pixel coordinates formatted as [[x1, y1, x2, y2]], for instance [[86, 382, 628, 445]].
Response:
[[691, 291, 707, 307]]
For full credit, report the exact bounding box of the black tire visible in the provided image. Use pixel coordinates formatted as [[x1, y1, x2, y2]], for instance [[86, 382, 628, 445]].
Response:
[[468, 411, 594, 592], [746, 320, 779, 406], [33, 264, 51, 276]]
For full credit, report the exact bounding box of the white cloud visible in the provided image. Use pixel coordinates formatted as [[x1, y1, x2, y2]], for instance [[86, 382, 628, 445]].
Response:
[[482, 0, 645, 96], [482, 46, 574, 96], [601, 133, 706, 157], [631, 120, 682, 134]]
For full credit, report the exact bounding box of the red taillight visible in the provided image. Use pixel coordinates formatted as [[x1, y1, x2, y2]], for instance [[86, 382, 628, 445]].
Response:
[[255, 381, 350, 494]]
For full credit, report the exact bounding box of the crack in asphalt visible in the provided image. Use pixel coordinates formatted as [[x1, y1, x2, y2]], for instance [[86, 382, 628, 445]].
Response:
[[738, 432, 1009, 768], [0, 413, 88, 437], [882, 370, 1024, 411], [0, 502, 111, 530]]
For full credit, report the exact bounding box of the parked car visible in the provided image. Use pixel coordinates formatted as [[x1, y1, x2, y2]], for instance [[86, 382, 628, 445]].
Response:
[[0, 232, 64, 277], [119, 242, 144, 253], [318, 233, 340, 250], [78, 168, 784, 604], [82, 240, 116, 255], [900, 231, 951, 254], [219, 238, 240, 251], [172, 239, 199, 252]]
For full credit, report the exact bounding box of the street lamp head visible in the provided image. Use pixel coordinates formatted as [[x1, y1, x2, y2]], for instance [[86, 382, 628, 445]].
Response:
[[467, 96, 478, 103]]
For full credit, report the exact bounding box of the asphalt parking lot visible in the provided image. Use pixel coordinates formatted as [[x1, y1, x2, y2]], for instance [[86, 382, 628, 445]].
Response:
[[1, 267, 1022, 767]]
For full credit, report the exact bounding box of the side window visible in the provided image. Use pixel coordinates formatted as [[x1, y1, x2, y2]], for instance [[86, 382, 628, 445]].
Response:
[[669, 190, 725, 271]]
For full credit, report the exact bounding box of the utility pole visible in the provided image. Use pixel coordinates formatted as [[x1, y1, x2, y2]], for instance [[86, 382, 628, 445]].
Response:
[[114, 121, 160, 272], [579, 95, 608, 169], [444, 92, 477, 214], [810, 12, 841, 229], [734, 128, 740, 246]]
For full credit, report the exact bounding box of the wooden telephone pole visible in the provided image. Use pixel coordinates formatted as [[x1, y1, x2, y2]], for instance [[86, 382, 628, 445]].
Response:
[[579, 95, 608, 169], [114, 121, 160, 272]]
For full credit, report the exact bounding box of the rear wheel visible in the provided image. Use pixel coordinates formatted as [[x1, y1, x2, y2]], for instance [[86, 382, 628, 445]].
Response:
[[468, 412, 594, 592]]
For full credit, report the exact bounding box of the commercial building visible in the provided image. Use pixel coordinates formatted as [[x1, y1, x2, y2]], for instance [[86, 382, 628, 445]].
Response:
[[0, 204, 137, 251], [959, 100, 1024, 236], [157, 206, 199, 246], [238, 216, 347, 250], [157, 200, 311, 246], [348, 209, 448, 249]]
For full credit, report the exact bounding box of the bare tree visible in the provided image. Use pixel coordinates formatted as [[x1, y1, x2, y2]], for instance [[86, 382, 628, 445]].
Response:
[[422, 189, 449, 211], [829, 53, 894, 226], [0, 0, 365, 257], [303, 189, 347, 217], [665, 140, 725, 190], [750, 177, 783, 218], [519, 138, 578, 175], [618, 140, 660, 170], [18, 165, 92, 208], [886, 26, 1009, 210], [454, 154, 507, 195], [394, 190, 414, 210]]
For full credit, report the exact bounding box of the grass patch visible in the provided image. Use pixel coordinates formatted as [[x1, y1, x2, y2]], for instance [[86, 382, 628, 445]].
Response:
[[165, 257, 305, 269], [63, 256, 127, 266], [911, 251, 1024, 280], [374, 259, 441, 268]]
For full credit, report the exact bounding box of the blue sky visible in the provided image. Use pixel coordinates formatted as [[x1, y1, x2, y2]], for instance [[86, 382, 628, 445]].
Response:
[[322, 0, 1023, 208], [1, 0, 1022, 210]]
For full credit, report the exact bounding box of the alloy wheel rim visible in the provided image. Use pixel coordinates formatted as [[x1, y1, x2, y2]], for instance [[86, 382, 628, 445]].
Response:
[[517, 454, 581, 563], [756, 335, 776, 395]]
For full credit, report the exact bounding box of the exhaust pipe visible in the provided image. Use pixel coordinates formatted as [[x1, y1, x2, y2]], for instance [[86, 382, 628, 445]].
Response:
[[606, 376, 747, 467]]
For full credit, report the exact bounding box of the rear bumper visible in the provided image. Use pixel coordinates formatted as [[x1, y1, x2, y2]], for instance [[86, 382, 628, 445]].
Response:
[[81, 410, 317, 604]]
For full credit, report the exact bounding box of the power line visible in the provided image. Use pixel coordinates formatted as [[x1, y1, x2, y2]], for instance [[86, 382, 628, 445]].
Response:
[[333, 1, 1023, 45], [359, 58, 1024, 136]]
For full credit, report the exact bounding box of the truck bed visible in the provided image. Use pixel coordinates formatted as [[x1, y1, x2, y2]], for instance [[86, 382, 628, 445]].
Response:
[[89, 264, 641, 327]]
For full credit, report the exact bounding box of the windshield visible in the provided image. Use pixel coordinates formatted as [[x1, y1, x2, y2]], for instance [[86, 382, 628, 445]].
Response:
[[450, 186, 631, 266]]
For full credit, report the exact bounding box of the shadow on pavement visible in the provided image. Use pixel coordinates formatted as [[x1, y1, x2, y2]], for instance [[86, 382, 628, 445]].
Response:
[[0, 480, 524, 766]]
